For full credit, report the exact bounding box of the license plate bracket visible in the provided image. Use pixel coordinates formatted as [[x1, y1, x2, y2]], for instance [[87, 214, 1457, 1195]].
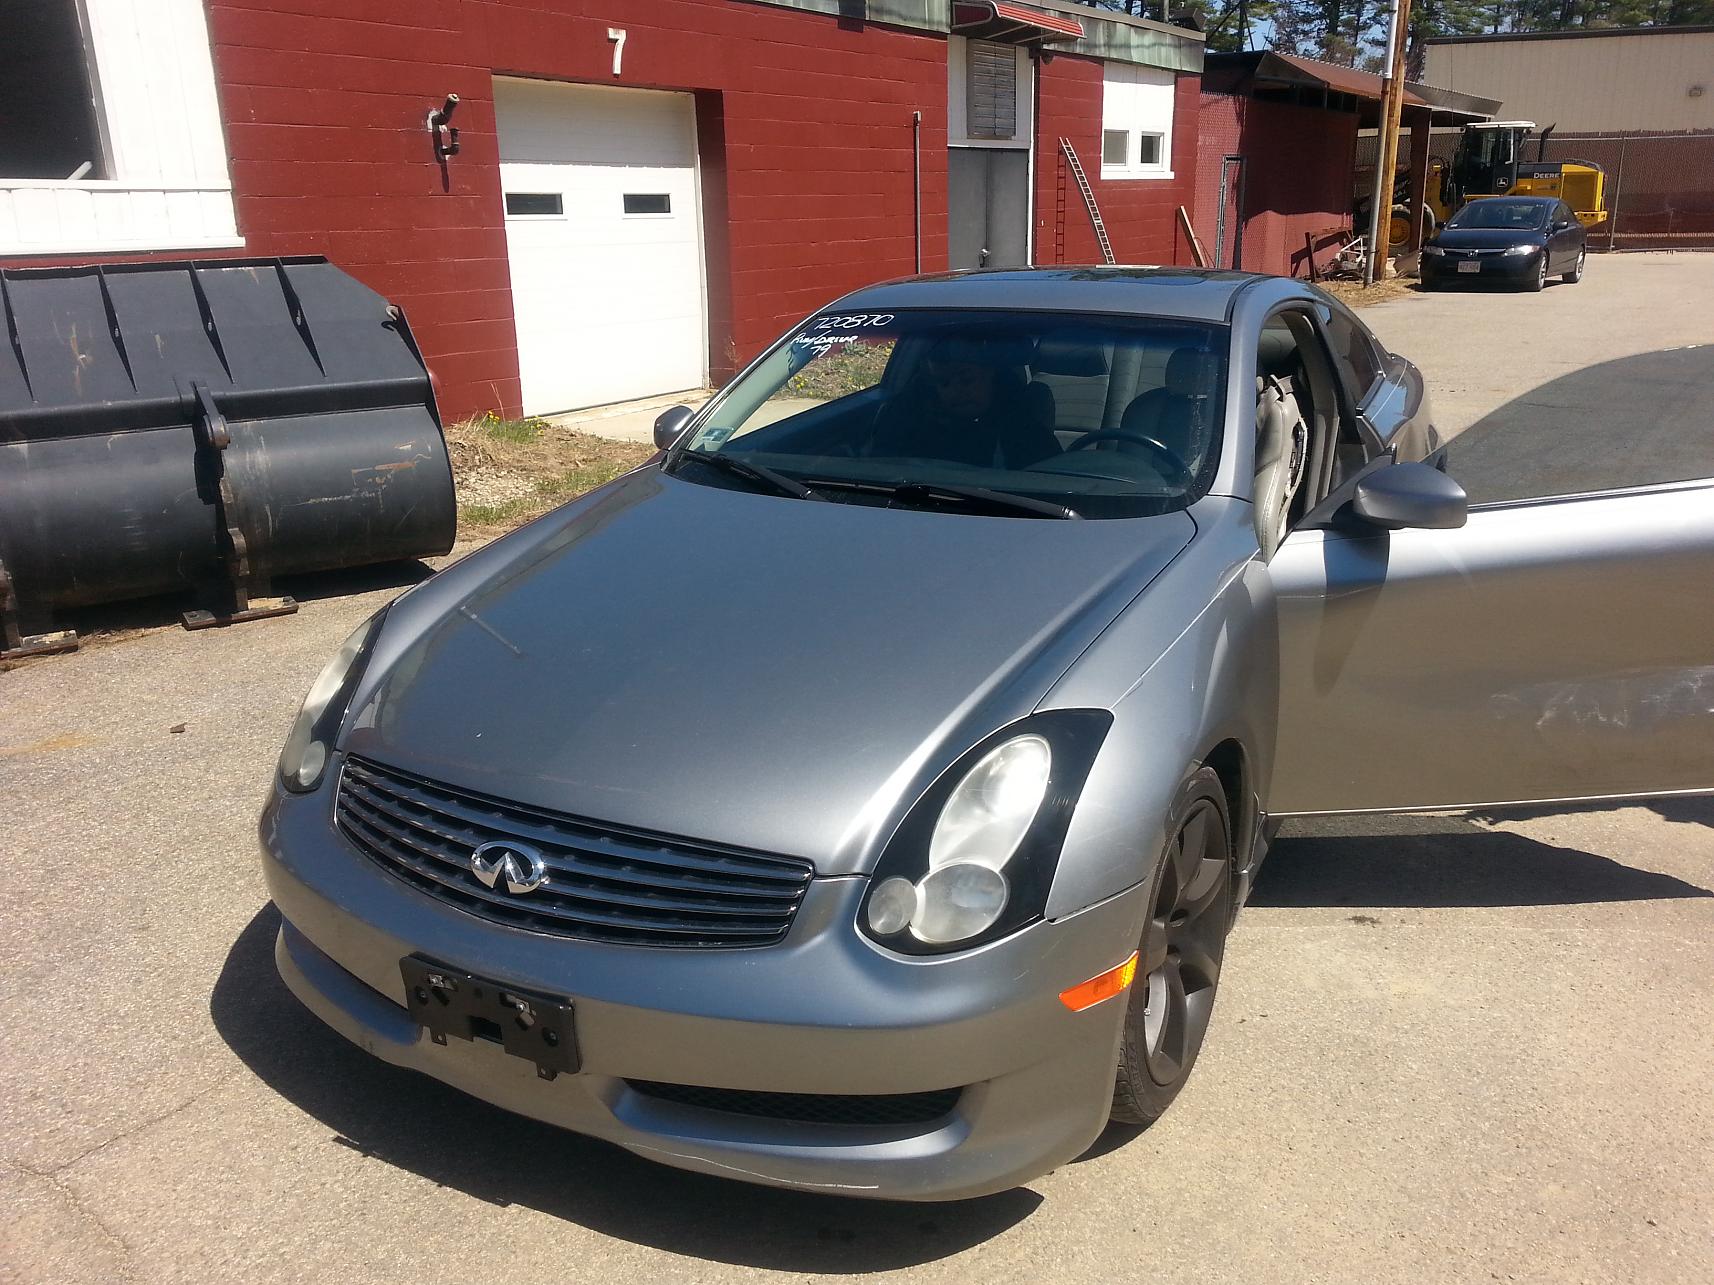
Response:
[[400, 955, 580, 1079], [1457, 260, 1481, 273]]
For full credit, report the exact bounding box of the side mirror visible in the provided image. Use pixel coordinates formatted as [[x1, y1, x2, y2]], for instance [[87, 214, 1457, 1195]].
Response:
[[653, 404, 695, 451], [1351, 461, 1468, 530], [1553, 220, 1571, 232]]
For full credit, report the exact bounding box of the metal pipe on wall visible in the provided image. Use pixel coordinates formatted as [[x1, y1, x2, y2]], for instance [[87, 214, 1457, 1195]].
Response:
[[912, 111, 923, 274]]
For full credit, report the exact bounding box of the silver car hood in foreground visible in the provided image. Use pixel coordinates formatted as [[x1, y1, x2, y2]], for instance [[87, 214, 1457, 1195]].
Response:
[[344, 470, 1195, 873]]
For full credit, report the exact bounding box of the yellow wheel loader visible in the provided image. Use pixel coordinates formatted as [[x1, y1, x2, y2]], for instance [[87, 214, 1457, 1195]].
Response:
[[1357, 121, 1608, 252]]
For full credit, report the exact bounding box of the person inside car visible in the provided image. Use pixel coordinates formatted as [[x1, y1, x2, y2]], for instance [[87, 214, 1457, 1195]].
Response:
[[868, 336, 1061, 469]]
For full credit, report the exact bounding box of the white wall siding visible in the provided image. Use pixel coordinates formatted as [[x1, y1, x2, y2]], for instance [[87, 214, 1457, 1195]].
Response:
[[1, 0, 240, 256]]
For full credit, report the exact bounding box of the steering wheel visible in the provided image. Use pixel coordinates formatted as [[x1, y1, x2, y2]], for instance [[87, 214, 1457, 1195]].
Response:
[[1064, 429, 1194, 488]]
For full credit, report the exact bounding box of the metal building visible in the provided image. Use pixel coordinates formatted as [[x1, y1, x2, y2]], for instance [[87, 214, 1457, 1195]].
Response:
[[1424, 26, 1714, 248], [1424, 26, 1714, 133]]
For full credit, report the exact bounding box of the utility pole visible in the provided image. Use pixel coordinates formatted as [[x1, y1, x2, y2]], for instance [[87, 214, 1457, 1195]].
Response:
[[1365, 0, 1412, 286]]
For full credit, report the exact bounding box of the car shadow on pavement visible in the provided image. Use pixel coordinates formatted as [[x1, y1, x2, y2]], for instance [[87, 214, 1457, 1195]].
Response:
[[211, 908, 1039, 1271], [1251, 810, 1713, 909], [1449, 344, 1714, 506], [1465, 795, 1714, 833]]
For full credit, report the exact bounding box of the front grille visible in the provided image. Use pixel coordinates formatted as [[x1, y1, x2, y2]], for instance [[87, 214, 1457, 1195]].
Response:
[[626, 1081, 964, 1127], [335, 756, 813, 948]]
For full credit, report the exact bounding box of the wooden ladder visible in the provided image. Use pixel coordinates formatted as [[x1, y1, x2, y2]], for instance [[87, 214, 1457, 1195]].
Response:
[[1059, 137, 1115, 265]]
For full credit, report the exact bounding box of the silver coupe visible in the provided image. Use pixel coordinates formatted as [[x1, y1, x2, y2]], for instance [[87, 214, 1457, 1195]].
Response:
[[259, 268, 1713, 1200]]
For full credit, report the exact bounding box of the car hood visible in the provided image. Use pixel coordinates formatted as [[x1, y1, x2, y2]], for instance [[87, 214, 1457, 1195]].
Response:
[[345, 469, 1195, 873], [1432, 226, 1546, 250]]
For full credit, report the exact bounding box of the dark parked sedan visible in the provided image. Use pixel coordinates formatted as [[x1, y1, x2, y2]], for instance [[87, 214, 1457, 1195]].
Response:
[[1420, 196, 1587, 291]]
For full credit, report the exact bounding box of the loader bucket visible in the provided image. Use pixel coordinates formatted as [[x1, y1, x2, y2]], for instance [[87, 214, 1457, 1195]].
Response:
[[0, 257, 456, 657]]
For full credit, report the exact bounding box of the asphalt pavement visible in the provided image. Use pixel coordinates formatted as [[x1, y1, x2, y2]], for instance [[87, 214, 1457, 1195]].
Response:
[[2, 252, 1712, 1284]]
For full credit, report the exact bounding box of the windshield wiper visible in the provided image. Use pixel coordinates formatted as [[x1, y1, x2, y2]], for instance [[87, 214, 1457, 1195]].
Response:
[[674, 450, 825, 501], [804, 478, 1081, 520]]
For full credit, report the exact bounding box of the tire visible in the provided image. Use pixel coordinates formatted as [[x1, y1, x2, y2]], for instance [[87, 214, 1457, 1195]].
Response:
[[1564, 246, 1586, 284], [1386, 205, 1413, 251], [1111, 765, 1234, 1126], [1525, 254, 1548, 292]]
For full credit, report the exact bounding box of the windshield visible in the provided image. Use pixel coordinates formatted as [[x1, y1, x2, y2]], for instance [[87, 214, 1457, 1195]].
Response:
[[1448, 200, 1548, 230], [674, 310, 1228, 519]]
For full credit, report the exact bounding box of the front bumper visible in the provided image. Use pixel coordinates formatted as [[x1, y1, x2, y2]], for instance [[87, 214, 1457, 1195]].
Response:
[[1421, 250, 1541, 283], [259, 775, 1147, 1201]]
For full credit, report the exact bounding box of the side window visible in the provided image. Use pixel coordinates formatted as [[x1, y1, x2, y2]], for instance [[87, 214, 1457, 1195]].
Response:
[[1320, 305, 1385, 405]]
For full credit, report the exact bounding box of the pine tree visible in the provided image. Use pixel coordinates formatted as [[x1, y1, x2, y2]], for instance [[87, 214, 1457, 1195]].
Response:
[[1406, 0, 1493, 73]]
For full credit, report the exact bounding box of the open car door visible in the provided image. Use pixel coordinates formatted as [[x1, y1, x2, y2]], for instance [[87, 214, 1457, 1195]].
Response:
[[1268, 473, 1714, 816]]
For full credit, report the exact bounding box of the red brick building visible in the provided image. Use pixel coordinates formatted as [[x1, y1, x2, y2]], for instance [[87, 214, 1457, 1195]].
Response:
[[1194, 51, 1496, 278], [1, 0, 1206, 421]]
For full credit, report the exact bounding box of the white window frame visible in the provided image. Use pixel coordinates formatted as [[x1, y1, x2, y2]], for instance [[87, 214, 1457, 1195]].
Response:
[[1, 0, 242, 257], [1100, 62, 1176, 181], [946, 34, 1034, 149]]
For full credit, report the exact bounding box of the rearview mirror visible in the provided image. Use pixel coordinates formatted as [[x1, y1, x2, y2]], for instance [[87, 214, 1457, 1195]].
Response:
[[1352, 461, 1468, 530], [653, 404, 695, 451]]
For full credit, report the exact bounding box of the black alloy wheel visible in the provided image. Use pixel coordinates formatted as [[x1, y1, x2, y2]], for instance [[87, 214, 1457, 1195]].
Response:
[[1111, 766, 1234, 1125], [1565, 246, 1586, 284], [1526, 253, 1549, 292]]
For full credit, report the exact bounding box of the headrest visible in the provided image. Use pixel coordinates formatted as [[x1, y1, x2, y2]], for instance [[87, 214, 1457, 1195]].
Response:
[[1165, 348, 1219, 398], [1031, 338, 1109, 377], [1255, 327, 1299, 378]]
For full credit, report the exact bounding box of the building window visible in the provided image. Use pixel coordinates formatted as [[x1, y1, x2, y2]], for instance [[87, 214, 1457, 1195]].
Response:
[[1, 0, 240, 257], [0, 1, 107, 180], [966, 40, 1018, 141], [1101, 62, 1175, 181], [947, 35, 1032, 149], [506, 192, 564, 216], [622, 193, 672, 215]]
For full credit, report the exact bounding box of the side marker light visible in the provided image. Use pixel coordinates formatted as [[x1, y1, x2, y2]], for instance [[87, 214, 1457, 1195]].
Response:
[[1059, 951, 1139, 1012]]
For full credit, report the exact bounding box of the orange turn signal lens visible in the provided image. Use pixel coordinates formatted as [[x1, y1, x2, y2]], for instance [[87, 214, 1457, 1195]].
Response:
[[1059, 951, 1139, 1012]]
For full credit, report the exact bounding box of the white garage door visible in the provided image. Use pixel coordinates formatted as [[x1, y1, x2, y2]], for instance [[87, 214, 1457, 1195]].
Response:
[[495, 78, 707, 415]]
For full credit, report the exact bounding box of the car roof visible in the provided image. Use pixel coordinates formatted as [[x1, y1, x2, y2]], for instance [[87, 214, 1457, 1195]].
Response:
[[827, 267, 1273, 323], [1464, 195, 1558, 206]]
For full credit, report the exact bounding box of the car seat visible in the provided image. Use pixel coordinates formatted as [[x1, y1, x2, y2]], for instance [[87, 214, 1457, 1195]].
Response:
[[1117, 347, 1220, 465], [1253, 373, 1309, 557]]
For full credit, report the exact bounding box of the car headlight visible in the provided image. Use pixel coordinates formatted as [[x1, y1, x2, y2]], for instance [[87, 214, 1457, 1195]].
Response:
[[1503, 244, 1538, 256], [860, 711, 1111, 954], [278, 608, 388, 793], [1421, 244, 1446, 256]]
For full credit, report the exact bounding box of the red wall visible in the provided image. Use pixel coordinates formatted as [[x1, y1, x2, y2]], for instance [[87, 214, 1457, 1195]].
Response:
[[201, 0, 955, 420], [1035, 58, 1201, 267], [11, 2, 1202, 422], [1192, 90, 1357, 279]]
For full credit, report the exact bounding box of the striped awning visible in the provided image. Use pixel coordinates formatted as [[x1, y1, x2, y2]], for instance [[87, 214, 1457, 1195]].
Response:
[[952, 1, 1085, 43]]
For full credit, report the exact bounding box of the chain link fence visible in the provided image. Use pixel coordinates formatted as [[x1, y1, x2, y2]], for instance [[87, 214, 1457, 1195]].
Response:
[[1357, 129, 1714, 250], [1542, 133, 1714, 250]]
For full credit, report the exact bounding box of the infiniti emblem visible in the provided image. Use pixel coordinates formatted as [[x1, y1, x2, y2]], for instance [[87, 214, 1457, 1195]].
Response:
[[469, 840, 548, 895]]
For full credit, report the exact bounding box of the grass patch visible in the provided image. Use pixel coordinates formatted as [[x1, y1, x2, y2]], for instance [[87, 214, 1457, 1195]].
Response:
[[445, 413, 654, 538], [475, 411, 554, 444]]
